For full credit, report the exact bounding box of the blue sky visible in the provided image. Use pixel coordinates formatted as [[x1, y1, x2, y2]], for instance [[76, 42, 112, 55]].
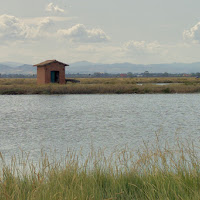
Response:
[[1, 0, 200, 64]]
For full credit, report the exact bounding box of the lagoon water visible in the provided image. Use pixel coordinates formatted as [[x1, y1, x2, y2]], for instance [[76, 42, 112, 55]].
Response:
[[0, 94, 200, 161]]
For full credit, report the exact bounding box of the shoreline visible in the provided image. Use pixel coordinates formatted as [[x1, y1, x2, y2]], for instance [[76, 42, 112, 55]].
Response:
[[1, 77, 200, 94]]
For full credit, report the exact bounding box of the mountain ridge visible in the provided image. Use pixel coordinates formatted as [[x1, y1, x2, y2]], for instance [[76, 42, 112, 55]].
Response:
[[0, 61, 200, 74]]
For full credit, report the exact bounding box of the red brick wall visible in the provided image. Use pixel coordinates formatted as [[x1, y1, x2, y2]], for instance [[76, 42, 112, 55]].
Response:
[[37, 67, 46, 84], [37, 63, 66, 84]]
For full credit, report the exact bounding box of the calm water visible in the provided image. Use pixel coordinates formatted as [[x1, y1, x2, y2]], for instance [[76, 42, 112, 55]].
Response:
[[0, 94, 200, 161]]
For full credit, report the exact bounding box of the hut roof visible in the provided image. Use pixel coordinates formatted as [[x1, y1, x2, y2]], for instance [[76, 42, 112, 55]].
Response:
[[33, 60, 69, 67]]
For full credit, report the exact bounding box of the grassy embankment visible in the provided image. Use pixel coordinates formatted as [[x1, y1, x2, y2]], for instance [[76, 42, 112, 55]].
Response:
[[1, 77, 200, 94], [0, 139, 200, 199]]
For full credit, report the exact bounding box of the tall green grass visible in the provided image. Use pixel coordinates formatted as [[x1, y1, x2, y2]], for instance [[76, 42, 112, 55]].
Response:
[[0, 138, 200, 199]]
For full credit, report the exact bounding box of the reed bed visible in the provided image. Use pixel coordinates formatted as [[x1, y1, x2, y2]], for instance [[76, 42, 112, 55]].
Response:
[[0, 138, 200, 199], [1, 78, 200, 94], [79, 77, 200, 84]]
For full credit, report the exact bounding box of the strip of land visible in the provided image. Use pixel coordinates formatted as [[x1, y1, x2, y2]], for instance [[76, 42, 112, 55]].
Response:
[[1, 77, 200, 94]]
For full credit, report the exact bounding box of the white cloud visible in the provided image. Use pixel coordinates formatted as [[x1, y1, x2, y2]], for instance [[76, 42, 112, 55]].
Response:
[[121, 40, 174, 64], [37, 17, 55, 32], [4, 15, 199, 64], [23, 16, 73, 25], [0, 15, 58, 43], [124, 40, 163, 55], [46, 3, 64, 13], [57, 24, 110, 43], [183, 22, 200, 43], [0, 15, 109, 44], [0, 14, 34, 41]]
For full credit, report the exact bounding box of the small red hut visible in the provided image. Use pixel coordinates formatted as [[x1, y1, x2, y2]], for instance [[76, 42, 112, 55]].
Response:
[[33, 60, 69, 84]]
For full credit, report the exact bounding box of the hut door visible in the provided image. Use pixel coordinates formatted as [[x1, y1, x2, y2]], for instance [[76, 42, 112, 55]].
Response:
[[51, 71, 59, 83]]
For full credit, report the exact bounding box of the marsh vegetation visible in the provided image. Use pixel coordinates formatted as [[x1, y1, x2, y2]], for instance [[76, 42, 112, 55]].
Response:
[[0, 138, 200, 200], [1, 77, 200, 94]]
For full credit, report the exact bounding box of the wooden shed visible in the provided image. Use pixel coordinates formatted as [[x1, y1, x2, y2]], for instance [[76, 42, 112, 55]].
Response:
[[33, 60, 69, 84]]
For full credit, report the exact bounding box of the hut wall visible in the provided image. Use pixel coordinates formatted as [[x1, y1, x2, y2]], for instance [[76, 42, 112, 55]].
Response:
[[37, 67, 46, 84], [45, 63, 65, 84]]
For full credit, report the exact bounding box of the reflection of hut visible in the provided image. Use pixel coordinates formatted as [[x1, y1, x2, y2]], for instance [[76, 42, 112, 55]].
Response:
[[33, 60, 69, 84]]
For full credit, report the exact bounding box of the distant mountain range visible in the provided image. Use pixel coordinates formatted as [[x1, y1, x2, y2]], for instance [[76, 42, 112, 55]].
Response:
[[0, 61, 200, 74], [0, 64, 37, 74]]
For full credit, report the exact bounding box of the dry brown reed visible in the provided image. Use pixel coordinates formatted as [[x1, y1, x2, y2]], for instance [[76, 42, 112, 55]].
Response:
[[0, 78, 200, 94], [0, 137, 200, 199]]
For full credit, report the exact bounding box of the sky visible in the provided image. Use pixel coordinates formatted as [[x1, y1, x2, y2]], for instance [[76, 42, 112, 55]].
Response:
[[1, 0, 200, 64]]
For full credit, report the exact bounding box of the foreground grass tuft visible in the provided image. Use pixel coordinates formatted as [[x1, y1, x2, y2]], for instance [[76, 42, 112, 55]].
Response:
[[0, 139, 200, 199]]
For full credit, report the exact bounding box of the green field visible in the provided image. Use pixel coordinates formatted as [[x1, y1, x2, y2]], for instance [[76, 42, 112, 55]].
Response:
[[1, 77, 200, 94], [0, 138, 199, 199]]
